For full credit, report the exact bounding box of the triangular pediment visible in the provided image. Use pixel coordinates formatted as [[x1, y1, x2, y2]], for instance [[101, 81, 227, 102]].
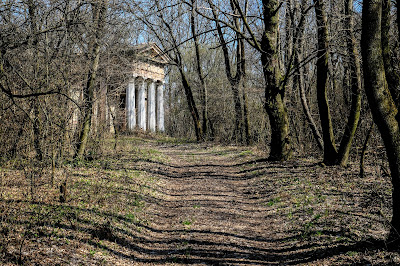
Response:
[[133, 43, 171, 65]]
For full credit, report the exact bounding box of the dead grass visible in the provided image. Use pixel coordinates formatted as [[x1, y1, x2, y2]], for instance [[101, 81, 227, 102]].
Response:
[[0, 136, 399, 265]]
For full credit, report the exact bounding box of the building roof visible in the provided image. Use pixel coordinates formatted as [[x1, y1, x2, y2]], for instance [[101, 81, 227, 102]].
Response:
[[132, 43, 171, 65]]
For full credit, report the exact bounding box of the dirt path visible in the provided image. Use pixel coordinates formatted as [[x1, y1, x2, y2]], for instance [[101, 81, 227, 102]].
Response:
[[135, 143, 280, 264], [2, 138, 397, 265], [121, 141, 394, 265]]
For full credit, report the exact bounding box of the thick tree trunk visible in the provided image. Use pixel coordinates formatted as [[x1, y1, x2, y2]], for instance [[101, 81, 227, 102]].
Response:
[[262, 0, 291, 161], [361, 0, 400, 244], [336, 0, 362, 166], [75, 0, 107, 159], [265, 90, 291, 160], [315, 0, 337, 165]]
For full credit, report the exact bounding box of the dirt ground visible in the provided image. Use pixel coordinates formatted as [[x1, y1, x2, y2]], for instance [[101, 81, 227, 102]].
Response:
[[1, 137, 400, 265]]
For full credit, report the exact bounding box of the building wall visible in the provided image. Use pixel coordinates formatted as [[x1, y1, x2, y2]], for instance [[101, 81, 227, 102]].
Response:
[[132, 61, 165, 81]]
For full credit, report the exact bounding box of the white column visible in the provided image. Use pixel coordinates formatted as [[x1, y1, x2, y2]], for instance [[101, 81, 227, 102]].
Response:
[[70, 89, 80, 132], [109, 105, 115, 134], [138, 78, 147, 130], [157, 81, 165, 132], [126, 79, 136, 131], [148, 81, 156, 132]]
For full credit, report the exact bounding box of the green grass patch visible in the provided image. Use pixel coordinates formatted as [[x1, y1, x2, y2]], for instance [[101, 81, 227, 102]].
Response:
[[267, 197, 281, 207], [239, 150, 253, 157]]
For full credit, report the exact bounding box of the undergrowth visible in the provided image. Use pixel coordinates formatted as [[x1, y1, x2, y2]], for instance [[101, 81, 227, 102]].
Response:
[[0, 137, 163, 265]]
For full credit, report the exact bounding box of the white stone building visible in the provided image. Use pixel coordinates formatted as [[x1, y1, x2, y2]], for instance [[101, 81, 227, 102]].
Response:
[[69, 43, 169, 138], [124, 43, 170, 132]]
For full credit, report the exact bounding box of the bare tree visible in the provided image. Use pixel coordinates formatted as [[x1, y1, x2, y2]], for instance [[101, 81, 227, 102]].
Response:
[[75, 0, 108, 159], [335, 0, 362, 166], [209, 0, 247, 144], [361, 0, 400, 244], [200, 0, 292, 160], [315, 0, 337, 165], [293, 0, 324, 150], [314, 0, 362, 166], [190, 0, 209, 138]]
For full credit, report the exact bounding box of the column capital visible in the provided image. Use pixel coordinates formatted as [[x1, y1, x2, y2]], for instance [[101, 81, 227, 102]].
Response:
[[144, 77, 161, 84], [132, 74, 141, 81]]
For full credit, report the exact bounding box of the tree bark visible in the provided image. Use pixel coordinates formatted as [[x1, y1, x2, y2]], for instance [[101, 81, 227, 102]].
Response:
[[336, 0, 362, 166], [262, 0, 291, 161], [179, 68, 203, 141], [75, 0, 107, 159], [27, 0, 43, 161], [242, 73, 250, 145], [382, 0, 400, 104], [397, 0, 400, 47], [361, 0, 400, 244], [360, 122, 374, 178], [190, 0, 208, 138], [315, 0, 337, 165]]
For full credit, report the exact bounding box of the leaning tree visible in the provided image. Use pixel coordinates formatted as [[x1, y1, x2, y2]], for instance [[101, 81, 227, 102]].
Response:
[[362, 0, 400, 244]]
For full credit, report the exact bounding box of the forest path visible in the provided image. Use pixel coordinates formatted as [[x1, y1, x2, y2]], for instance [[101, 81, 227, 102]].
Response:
[[128, 141, 322, 265], [0, 138, 395, 265], [85, 137, 395, 265]]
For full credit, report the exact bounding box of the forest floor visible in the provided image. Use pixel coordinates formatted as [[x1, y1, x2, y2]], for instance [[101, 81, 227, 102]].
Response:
[[1, 136, 400, 265]]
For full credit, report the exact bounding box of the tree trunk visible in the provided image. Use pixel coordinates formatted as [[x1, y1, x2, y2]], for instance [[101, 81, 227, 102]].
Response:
[[179, 68, 203, 141], [382, 0, 400, 104], [232, 83, 244, 143], [190, 1, 208, 138], [284, 0, 294, 93], [75, 0, 107, 159], [32, 102, 43, 161], [360, 122, 374, 178], [397, 1, 400, 47], [361, 0, 400, 244], [295, 0, 323, 150], [27, 0, 43, 161], [315, 0, 337, 165], [151, 1, 203, 141], [211, 1, 245, 143], [296, 55, 324, 150], [242, 80, 250, 145], [240, 1, 250, 145], [336, 0, 362, 166], [262, 0, 291, 161]]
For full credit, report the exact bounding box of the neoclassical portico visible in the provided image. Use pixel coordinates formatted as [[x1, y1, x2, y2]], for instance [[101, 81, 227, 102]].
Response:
[[125, 43, 169, 132], [126, 77, 164, 132]]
